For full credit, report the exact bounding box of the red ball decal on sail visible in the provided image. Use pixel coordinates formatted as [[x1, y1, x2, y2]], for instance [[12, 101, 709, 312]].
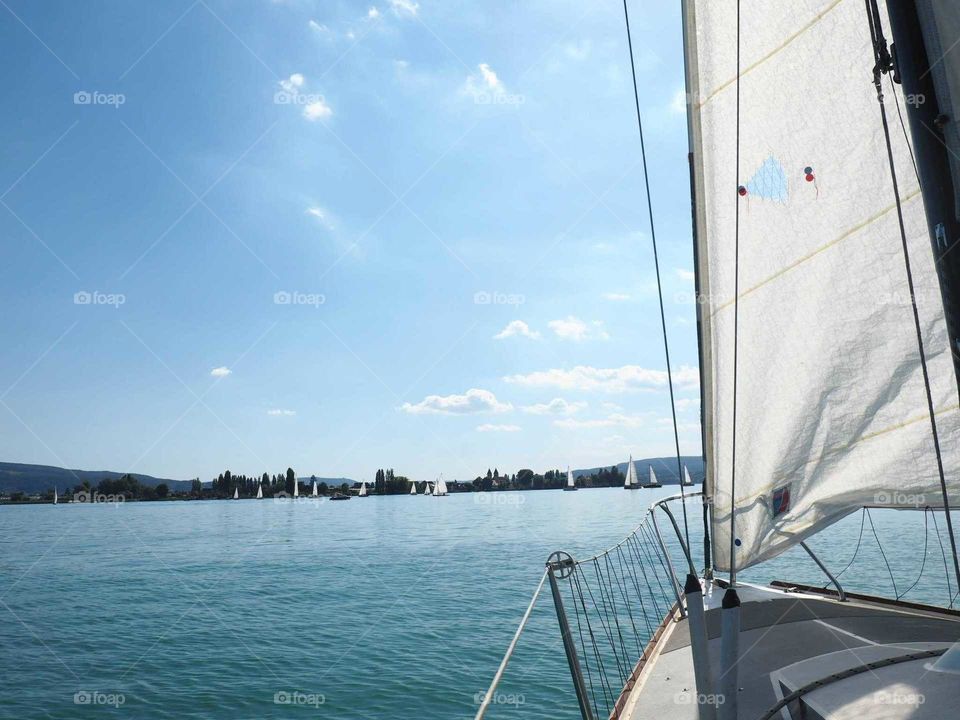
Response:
[[804, 166, 815, 182], [738, 185, 747, 197]]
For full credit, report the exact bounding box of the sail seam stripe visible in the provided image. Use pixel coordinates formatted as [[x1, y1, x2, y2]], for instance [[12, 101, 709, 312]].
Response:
[[709, 188, 922, 317], [722, 402, 960, 507], [698, 0, 845, 108]]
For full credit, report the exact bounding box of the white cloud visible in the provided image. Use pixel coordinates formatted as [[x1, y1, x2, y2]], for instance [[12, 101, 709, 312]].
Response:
[[389, 0, 418, 16], [280, 73, 304, 93], [401, 388, 512, 415], [504, 364, 699, 393], [462, 63, 510, 102], [603, 292, 630, 302], [210, 366, 232, 378], [548, 316, 609, 342], [676, 268, 695, 281], [306, 206, 335, 231], [303, 99, 333, 121], [477, 423, 521, 432], [308, 20, 329, 34], [267, 409, 296, 416], [494, 320, 540, 341], [521, 398, 587, 415], [368, 7, 381, 19]]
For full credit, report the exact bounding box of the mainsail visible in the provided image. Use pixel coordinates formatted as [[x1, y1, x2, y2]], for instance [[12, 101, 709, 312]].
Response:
[[567, 467, 575, 488], [359, 482, 367, 497], [685, 0, 960, 571], [683, 465, 693, 486], [233, 488, 238, 500], [256, 483, 263, 499], [312, 480, 318, 497]]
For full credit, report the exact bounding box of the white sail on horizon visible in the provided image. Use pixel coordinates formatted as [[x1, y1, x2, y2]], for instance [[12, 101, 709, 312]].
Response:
[[359, 481, 367, 497], [683, 465, 693, 486], [686, 0, 960, 571], [312, 480, 317, 497], [256, 483, 263, 499], [567, 467, 575, 488], [233, 488, 238, 500], [624, 456, 637, 487], [649, 467, 658, 486], [409, 482, 417, 495], [293, 479, 299, 498], [53, 487, 57, 505]]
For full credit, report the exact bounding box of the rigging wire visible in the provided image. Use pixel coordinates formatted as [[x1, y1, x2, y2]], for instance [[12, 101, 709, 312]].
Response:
[[865, 508, 899, 599], [898, 508, 931, 600], [832, 508, 867, 582], [864, 0, 960, 600], [620, 0, 692, 560]]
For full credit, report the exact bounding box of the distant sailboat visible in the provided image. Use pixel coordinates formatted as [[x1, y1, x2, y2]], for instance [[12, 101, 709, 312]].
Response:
[[233, 488, 239, 499], [358, 482, 368, 497], [294, 479, 299, 498], [642, 466, 661, 489], [682, 465, 694, 487], [409, 481, 417, 495], [433, 475, 448, 496], [53, 487, 58, 505], [311, 480, 318, 497], [424, 482, 433, 496], [564, 466, 577, 491], [256, 483, 263, 499], [623, 455, 639, 490]]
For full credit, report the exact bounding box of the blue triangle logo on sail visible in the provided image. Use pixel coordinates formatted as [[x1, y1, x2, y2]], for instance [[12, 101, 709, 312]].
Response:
[[745, 156, 788, 203]]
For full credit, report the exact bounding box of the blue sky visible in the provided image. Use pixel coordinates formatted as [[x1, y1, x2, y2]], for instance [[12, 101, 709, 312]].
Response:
[[0, 0, 701, 483]]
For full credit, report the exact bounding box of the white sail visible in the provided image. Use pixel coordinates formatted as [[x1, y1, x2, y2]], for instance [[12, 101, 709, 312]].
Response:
[[312, 480, 317, 497], [233, 488, 238, 500], [683, 466, 693, 486], [685, 0, 960, 571], [256, 483, 263, 499], [410, 482, 417, 495], [624, 456, 637, 487], [567, 467, 575, 488], [293, 480, 299, 498], [425, 482, 433, 495], [438, 478, 448, 495], [358, 481, 367, 497], [648, 467, 658, 486], [53, 487, 57, 505]]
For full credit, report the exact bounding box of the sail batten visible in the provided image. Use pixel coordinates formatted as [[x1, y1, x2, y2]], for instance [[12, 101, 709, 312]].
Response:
[[686, 0, 960, 572]]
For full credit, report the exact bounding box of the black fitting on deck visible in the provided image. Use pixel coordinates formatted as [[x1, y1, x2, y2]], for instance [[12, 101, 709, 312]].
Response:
[[684, 572, 702, 595], [722, 586, 740, 610]]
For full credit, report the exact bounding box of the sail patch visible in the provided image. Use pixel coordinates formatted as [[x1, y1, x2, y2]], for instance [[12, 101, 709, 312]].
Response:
[[745, 156, 788, 203], [772, 484, 792, 518]]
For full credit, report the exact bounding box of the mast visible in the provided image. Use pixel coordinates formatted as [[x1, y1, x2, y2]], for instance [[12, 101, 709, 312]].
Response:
[[882, 0, 960, 593], [680, 0, 713, 577]]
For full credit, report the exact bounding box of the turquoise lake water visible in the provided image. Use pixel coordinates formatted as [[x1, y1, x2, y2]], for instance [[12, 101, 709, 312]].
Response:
[[0, 488, 953, 719]]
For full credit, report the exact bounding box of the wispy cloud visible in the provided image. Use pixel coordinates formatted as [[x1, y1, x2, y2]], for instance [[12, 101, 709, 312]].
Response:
[[389, 0, 418, 16], [306, 205, 335, 231], [548, 316, 609, 342], [553, 413, 648, 429], [521, 398, 587, 415], [303, 99, 333, 121], [401, 389, 512, 415], [493, 320, 540, 340], [368, 7, 381, 19], [476, 423, 521, 432], [504, 364, 699, 393], [603, 292, 630, 302], [267, 408, 296, 416], [210, 366, 232, 378], [676, 268, 695, 281], [670, 87, 686, 114]]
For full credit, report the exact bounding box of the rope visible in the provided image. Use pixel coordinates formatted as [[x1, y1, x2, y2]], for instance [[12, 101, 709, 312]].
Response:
[[865, 508, 899, 599], [898, 508, 930, 600], [864, 0, 960, 611], [929, 510, 955, 607], [833, 509, 866, 582], [621, 0, 692, 558]]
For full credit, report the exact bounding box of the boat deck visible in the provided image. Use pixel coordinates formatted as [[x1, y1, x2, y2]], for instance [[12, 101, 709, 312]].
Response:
[[621, 581, 960, 719]]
